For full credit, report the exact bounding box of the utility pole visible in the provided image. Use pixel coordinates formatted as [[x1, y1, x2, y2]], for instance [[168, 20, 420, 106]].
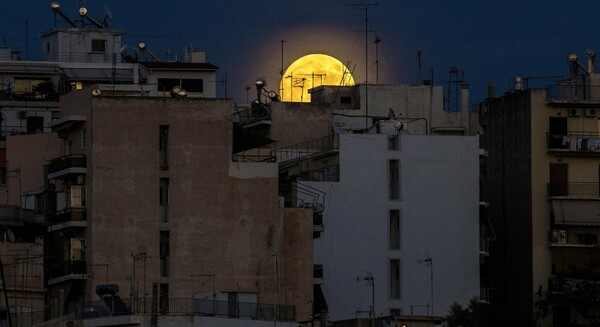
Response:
[[374, 36, 381, 84], [349, 2, 378, 131]]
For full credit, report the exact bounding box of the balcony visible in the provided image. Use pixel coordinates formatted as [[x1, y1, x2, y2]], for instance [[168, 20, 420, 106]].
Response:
[[276, 134, 339, 165], [547, 182, 599, 199], [47, 155, 86, 179], [313, 264, 324, 285], [546, 84, 600, 104], [549, 228, 600, 247], [547, 132, 600, 155], [47, 260, 87, 285], [47, 208, 87, 232], [548, 276, 600, 303]]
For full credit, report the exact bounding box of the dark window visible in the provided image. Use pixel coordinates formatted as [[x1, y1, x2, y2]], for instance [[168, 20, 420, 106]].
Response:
[[159, 283, 169, 314], [159, 125, 169, 169], [548, 117, 567, 149], [182, 79, 203, 93], [390, 259, 401, 299], [160, 178, 169, 223], [389, 210, 401, 249], [91, 39, 106, 52], [46, 43, 50, 54], [549, 163, 568, 196], [157, 78, 180, 93], [340, 96, 351, 104], [27, 116, 44, 134], [389, 160, 400, 199], [388, 134, 399, 151], [160, 231, 170, 276]]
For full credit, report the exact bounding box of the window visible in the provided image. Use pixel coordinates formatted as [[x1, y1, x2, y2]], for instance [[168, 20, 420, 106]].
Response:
[[91, 39, 106, 52], [160, 178, 169, 222], [26, 116, 44, 134], [552, 230, 567, 244], [46, 42, 50, 54], [340, 96, 351, 104], [389, 210, 401, 249], [160, 231, 170, 276], [389, 160, 400, 200], [182, 79, 203, 93], [159, 125, 169, 169], [390, 259, 401, 299], [390, 308, 401, 316], [548, 117, 567, 149], [159, 283, 169, 314], [157, 78, 180, 93], [388, 134, 399, 151], [81, 129, 86, 150]]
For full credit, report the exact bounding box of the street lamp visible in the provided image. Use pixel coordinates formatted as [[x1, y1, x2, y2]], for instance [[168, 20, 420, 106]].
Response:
[[418, 256, 434, 316]]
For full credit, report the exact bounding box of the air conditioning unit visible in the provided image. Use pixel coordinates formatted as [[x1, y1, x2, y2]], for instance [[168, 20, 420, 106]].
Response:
[[18, 111, 27, 119], [568, 108, 580, 117], [584, 108, 598, 117]]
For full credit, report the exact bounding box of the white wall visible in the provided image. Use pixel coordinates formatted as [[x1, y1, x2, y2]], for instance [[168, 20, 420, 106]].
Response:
[[308, 133, 480, 320]]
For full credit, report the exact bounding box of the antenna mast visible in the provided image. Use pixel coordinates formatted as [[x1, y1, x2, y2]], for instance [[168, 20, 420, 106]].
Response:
[[349, 2, 379, 130]]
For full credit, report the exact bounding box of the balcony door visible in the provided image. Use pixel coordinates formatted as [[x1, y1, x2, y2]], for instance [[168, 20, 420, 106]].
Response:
[[548, 117, 567, 149], [549, 163, 568, 196]]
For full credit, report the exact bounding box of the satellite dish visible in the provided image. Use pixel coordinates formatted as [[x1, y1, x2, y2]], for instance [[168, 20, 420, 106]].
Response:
[[393, 120, 403, 129], [120, 46, 128, 55], [138, 42, 147, 51], [104, 4, 114, 20], [92, 88, 101, 96]]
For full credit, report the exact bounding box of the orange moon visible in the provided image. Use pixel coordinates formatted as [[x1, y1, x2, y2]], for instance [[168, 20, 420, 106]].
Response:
[[280, 54, 355, 102]]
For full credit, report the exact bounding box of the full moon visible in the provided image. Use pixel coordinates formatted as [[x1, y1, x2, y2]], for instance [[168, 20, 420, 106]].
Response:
[[280, 54, 355, 102]]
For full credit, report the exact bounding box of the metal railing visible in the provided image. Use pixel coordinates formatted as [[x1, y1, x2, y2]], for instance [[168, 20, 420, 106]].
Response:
[[546, 84, 600, 101], [47, 155, 87, 175], [47, 260, 87, 281], [276, 134, 339, 164], [234, 105, 270, 126], [547, 182, 600, 198], [47, 207, 87, 224], [83, 297, 295, 321], [547, 132, 600, 153]]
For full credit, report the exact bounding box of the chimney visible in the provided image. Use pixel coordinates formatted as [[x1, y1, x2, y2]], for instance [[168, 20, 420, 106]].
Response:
[[487, 82, 495, 98]]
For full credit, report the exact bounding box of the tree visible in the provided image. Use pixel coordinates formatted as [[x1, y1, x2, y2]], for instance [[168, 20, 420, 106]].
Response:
[[445, 297, 487, 327]]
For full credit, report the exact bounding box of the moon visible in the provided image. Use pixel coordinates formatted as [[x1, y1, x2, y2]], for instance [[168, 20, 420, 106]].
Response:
[[280, 54, 355, 102]]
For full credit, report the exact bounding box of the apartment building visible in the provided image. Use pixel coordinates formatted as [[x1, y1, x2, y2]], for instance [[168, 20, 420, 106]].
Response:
[[0, 87, 312, 326], [248, 82, 481, 324], [479, 51, 600, 326]]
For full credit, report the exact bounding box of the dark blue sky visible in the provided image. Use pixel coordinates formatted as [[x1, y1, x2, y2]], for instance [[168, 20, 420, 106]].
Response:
[[1, 1, 599, 104]]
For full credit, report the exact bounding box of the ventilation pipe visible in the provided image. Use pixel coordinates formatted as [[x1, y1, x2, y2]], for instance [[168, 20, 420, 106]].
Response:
[[586, 49, 596, 74]]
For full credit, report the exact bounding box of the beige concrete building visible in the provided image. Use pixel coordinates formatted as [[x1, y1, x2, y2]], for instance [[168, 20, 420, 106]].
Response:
[[479, 51, 600, 326], [37, 88, 312, 325]]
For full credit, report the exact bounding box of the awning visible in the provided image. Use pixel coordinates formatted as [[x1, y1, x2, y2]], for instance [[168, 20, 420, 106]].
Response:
[[552, 199, 600, 225], [0, 63, 60, 75]]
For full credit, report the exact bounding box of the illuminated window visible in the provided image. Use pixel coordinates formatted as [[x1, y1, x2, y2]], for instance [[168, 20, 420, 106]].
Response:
[[71, 82, 83, 90]]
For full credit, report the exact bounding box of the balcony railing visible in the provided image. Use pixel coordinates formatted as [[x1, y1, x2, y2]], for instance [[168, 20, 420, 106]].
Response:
[[547, 182, 600, 199], [47, 155, 86, 176], [84, 297, 295, 321], [276, 134, 339, 164], [547, 132, 600, 153], [47, 207, 87, 224], [546, 84, 600, 102], [47, 260, 87, 282]]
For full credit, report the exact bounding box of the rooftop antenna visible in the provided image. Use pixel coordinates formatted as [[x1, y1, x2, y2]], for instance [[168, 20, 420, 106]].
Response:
[[102, 3, 114, 28], [349, 2, 379, 131], [374, 35, 381, 84], [417, 49, 423, 83], [280, 39, 286, 96]]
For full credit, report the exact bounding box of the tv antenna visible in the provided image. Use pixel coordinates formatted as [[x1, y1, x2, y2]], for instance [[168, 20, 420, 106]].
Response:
[[349, 2, 379, 130]]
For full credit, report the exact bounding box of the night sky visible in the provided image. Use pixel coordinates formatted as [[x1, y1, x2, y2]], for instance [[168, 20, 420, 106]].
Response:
[[1, 1, 599, 105]]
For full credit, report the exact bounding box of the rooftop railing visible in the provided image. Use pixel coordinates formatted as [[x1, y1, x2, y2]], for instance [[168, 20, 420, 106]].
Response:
[[83, 297, 295, 321], [546, 84, 600, 101], [276, 134, 339, 165]]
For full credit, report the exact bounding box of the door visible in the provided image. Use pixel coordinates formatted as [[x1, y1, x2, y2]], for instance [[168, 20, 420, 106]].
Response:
[[549, 163, 568, 196]]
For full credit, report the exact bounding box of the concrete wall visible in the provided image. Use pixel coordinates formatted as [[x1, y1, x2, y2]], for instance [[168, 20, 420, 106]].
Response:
[[270, 102, 334, 147], [51, 94, 312, 320], [309, 133, 480, 320], [4, 133, 62, 206]]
